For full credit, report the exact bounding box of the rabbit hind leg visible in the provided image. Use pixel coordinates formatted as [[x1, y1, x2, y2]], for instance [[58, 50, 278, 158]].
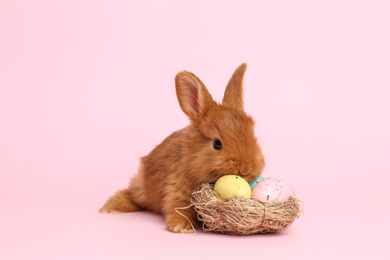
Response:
[[99, 172, 147, 214]]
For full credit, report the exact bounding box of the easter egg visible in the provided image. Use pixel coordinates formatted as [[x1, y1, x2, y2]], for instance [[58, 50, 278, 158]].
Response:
[[214, 175, 252, 199], [252, 178, 292, 203], [249, 175, 265, 190]]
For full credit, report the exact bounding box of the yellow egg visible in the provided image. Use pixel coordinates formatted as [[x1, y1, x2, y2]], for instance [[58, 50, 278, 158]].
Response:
[[213, 175, 252, 199]]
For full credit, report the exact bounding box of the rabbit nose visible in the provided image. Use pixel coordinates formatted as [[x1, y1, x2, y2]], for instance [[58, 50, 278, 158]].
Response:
[[240, 170, 251, 176]]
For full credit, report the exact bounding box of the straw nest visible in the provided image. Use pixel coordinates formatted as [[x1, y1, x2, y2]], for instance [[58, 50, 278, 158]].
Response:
[[191, 184, 302, 235]]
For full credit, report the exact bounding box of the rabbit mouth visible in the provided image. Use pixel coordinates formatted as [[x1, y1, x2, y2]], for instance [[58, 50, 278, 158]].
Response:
[[204, 169, 257, 184], [238, 172, 259, 183], [238, 174, 252, 182]]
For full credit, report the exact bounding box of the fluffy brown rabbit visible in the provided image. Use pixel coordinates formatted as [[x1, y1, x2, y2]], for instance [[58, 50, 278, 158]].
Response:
[[99, 63, 265, 233]]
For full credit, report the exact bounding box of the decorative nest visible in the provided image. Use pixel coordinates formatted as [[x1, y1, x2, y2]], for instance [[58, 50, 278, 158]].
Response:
[[191, 184, 303, 235]]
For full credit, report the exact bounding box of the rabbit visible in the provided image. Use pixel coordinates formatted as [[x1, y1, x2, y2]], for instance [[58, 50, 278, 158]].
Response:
[[99, 63, 265, 233]]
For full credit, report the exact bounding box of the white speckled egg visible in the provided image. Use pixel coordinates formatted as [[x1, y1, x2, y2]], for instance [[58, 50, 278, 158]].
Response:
[[252, 178, 292, 203]]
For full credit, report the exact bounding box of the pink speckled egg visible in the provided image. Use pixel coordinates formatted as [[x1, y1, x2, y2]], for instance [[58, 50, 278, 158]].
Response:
[[252, 178, 292, 203]]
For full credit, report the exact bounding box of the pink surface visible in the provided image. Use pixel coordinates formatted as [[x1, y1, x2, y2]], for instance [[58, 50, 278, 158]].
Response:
[[1, 0, 389, 259]]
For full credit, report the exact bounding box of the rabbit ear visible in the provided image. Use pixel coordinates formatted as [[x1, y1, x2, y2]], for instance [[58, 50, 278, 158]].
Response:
[[175, 71, 215, 121], [222, 63, 247, 110]]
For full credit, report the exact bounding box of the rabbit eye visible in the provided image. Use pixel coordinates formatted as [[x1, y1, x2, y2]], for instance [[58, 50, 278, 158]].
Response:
[[213, 139, 222, 150]]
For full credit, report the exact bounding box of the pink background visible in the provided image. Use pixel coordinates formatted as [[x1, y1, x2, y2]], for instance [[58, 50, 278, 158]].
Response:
[[1, 0, 389, 259]]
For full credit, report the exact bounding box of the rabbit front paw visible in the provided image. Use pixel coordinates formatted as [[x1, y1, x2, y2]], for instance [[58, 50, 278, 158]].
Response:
[[165, 213, 198, 233]]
